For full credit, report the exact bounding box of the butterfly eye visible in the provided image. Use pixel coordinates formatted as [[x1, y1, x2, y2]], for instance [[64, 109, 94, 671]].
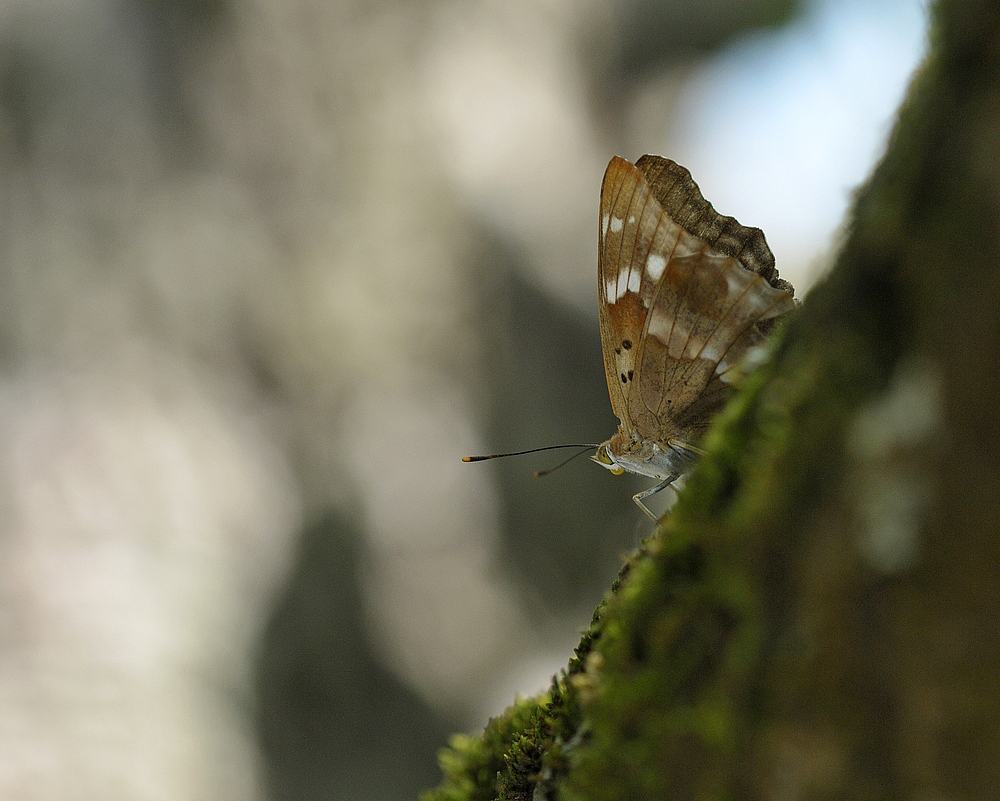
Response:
[[593, 444, 626, 475]]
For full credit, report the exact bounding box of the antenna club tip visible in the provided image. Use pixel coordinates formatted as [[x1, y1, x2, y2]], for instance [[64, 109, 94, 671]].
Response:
[[462, 456, 473, 462]]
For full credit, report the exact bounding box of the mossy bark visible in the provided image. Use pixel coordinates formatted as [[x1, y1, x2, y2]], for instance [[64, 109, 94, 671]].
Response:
[[423, 0, 1000, 797]]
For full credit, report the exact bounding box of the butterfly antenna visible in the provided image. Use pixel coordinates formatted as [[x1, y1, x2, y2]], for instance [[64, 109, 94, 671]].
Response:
[[532, 446, 594, 478], [463, 444, 598, 463]]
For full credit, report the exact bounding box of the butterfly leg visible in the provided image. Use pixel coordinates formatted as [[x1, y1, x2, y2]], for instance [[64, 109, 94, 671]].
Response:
[[632, 473, 679, 521]]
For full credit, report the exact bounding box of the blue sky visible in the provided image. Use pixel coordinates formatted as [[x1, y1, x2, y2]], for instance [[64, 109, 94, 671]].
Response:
[[669, 0, 929, 289]]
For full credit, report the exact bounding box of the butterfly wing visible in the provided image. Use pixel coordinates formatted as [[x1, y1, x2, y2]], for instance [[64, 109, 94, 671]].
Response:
[[598, 156, 796, 445], [598, 156, 685, 430], [632, 245, 796, 443], [633, 155, 794, 297]]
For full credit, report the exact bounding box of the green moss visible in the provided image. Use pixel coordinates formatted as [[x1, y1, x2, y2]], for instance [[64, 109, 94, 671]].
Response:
[[419, 694, 545, 801], [420, 584, 614, 801]]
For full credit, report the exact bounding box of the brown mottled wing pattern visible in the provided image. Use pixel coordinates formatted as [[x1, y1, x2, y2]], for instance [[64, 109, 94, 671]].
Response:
[[634, 154, 795, 338], [633, 154, 794, 296], [633, 243, 796, 444], [598, 156, 686, 430], [599, 155, 797, 447]]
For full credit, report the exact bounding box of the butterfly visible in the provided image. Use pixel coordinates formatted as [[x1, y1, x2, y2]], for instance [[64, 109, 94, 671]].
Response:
[[590, 155, 796, 519]]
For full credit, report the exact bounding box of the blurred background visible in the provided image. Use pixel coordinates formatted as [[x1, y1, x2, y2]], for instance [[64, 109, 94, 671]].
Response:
[[0, 0, 928, 798]]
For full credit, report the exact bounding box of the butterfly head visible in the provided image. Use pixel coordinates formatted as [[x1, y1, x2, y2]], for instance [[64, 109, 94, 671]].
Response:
[[591, 439, 626, 475]]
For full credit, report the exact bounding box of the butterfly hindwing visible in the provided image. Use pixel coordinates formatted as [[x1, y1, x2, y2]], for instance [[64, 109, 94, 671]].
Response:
[[633, 154, 793, 296], [633, 246, 796, 443]]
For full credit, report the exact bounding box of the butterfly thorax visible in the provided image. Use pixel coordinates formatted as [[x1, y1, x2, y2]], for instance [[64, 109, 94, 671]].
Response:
[[594, 428, 699, 481]]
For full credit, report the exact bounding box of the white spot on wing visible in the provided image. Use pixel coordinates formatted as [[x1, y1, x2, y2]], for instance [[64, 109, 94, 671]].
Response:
[[610, 216, 624, 233], [647, 308, 680, 347], [628, 215, 635, 225], [700, 340, 726, 362], [725, 268, 752, 300], [716, 348, 740, 376], [646, 253, 666, 281], [601, 213, 610, 237], [605, 277, 617, 303], [717, 366, 737, 384], [627, 267, 641, 294], [616, 265, 630, 301]]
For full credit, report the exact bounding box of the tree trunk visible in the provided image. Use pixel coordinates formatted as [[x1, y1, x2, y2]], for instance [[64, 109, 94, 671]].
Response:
[[422, 0, 1000, 797]]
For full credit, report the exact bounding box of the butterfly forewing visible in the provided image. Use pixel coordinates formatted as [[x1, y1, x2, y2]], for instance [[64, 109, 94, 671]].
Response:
[[599, 156, 687, 428]]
